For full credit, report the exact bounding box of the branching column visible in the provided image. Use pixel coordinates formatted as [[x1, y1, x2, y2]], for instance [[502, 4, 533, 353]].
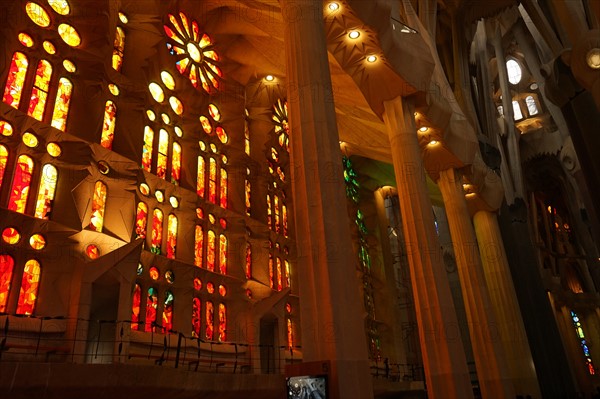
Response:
[[438, 168, 514, 398], [382, 96, 473, 399], [281, 1, 373, 398]]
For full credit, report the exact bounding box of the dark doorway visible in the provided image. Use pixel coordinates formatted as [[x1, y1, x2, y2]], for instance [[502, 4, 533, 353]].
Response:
[[260, 314, 278, 373], [85, 276, 119, 364]]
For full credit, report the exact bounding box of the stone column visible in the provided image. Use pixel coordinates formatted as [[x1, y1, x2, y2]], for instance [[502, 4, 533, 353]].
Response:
[[382, 96, 473, 399], [438, 168, 514, 398], [473, 210, 541, 397], [281, 1, 373, 398]]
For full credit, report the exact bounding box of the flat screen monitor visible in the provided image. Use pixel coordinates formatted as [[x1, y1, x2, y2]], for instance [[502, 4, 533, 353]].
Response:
[[286, 374, 328, 399]]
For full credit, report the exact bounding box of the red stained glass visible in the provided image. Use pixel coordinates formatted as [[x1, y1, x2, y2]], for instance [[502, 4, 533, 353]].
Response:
[[245, 179, 251, 216], [208, 158, 217, 204], [112, 26, 125, 72], [218, 303, 226, 342], [27, 60, 52, 121], [16, 259, 41, 315], [268, 253, 274, 289], [3, 52, 29, 108], [194, 225, 203, 267], [215, 127, 228, 144], [0, 121, 13, 136], [145, 287, 158, 332], [151, 209, 163, 254], [149, 266, 159, 280], [207, 230, 215, 272], [157, 129, 169, 179], [192, 297, 201, 337], [266, 194, 272, 230], [166, 213, 177, 259], [34, 164, 58, 219], [2, 227, 20, 244], [142, 126, 154, 172], [205, 301, 214, 340], [100, 101, 117, 149], [276, 257, 283, 291], [197, 156, 205, 198], [218, 285, 226, 297], [135, 202, 148, 239], [193, 278, 202, 291], [8, 155, 34, 214], [0, 255, 15, 313], [274, 195, 280, 233], [0, 145, 7, 190], [206, 282, 214, 294], [287, 318, 293, 350], [51, 78, 73, 131], [89, 181, 107, 232], [171, 142, 181, 184], [200, 116, 212, 134], [131, 283, 141, 330], [219, 234, 227, 275], [162, 291, 174, 333], [245, 243, 252, 279], [219, 168, 227, 209], [285, 260, 291, 288], [282, 204, 288, 237], [86, 244, 99, 259]]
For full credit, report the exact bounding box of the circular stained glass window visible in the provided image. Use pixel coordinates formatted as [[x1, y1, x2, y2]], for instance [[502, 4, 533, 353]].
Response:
[[86, 244, 100, 259], [26, 2, 51, 27], [18, 33, 34, 47], [48, 0, 70, 15], [0, 121, 13, 136], [58, 23, 81, 47], [29, 234, 46, 250], [139, 183, 150, 196], [193, 277, 202, 291], [63, 59, 76, 72], [2, 227, 21, 244], [149, 266, 160, 280], [23, 132, 39, 147]]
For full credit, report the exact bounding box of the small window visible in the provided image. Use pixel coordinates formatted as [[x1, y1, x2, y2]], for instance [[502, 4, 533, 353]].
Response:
[[525, 95, 539, 116], [506, 59, 522, 85], [512, 100, 523, 121]]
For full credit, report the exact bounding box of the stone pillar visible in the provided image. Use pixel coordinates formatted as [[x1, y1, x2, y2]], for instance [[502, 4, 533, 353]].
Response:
[[281, 1, 373, 398], [473, 210, 541, 397], [438, 168, 514, 398], [382, 96, 473, 399]]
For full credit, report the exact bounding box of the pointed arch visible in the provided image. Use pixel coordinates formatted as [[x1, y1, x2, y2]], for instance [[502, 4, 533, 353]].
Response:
[[8, 155, 34, 214], [51, 77, 73, 131], [27, 60, 53, 121], [3, 52, 29, 108], [16, 260, 41, 315], [34, 163, 58, 219], [166, 213, 178, 259]]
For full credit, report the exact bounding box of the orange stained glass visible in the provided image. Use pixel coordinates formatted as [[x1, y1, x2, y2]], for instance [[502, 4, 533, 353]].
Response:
[[268, 253, 274, 289], [193, 277, 202, 291], [197, 156, 205, 198], [205, 301, 214, 340], [194, 225, 203, 267], [100, 100, 117, 149], [282, 204, 288, 237], [208, 157, 217, 204], [219, 168, 227, 209], [219, 234, 227, 275], [1, 121, 13, 136], [29, 234, 46, 250], [18, 33, 34, 47], [276, 257, 283, 291], [57, 23, 81, 47], [151, 209, 163, 254], [3, 52, 29, 108], [0, 145, 8, 190], [274, 195, 280, 233], [9, 155, 34, 214], [266, 194, 272, 230], [145, 287, 158, 332], [200, 116, 212, 134], [287, 318, 293, 350], [149, 266, 159, 280], [245, 179, 251, 216], [166, 214, 177, 259], [89, 181, 107, 232], [131, 283, 141, 330], [25, 3, 50, 27], [135, 202, 148, 239], [27, 59, 52, 121], [86, 244, 99, 259], [208, 104, 220, 121], [285, 260, 291, 288], [51, 77, 73, 131], [16, 259, 41, 315], [218, 303, 226, 342], [206, 230, 215, 272], [112, 26, 125, 72], [162, 291, 174, 333], [34, 164, 58, 219], [244, 113, 250, 155], [0, 255, 15, 312], [171, 142, 181, 184], [169, 96, 183, 115], [148, 82, 164, 103], [2, 227, 20, 244], [218, 285, 226, 297], [245, 243, 252, 279], [142, 126, 154, 172], [206, 282, 214, 294], [63, 59, 76, 73], [48, 0, 70, 15], [192, 297, 201, 337], [157, 129, 169, 179], [43, 41, 56, 54]]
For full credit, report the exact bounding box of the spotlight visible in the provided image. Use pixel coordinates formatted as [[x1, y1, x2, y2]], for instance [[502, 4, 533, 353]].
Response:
[[419, 126, 428, 132], [328, 2, 339, 11], [265, 75, 275, 82], [428, 140, 438, 146], [348, 30, 360, 39], [366, 55, 377, 63]]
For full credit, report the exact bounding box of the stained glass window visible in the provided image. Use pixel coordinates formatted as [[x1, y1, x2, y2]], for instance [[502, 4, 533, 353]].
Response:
[[100, 101, 117, 149], [145, 287, 158, 332], [268, 253, 274, 289], [26, 3, 50, 27], [142, 126, 154, 172], [208, 157, 217, 204], [16, 259, 41, 315], [287, 318, 293, 350], [506, 59, 522, 85], [274, 195, 280, 233], [57, 24, 81, 47], [571, 310, 596, 375], [267, 194, 272, 229], [285, 260, 291, 288], [157, 129, 169, 179], [51, 77, 73, 131], [218, 303, 226, 342], [2, 227, 20, 244], [245, 243, 252, 279], [206, 301, 214, 340], [171, 142, 181, 184], [89, 181, 107, 232], [27, 60, 52, 121], [34, 164, 58, 219], [0, 145, 8, 190], [151, 208, 163, 254], [526, 95, 539, 116], [0, 121, 13, 136], [113, 26, 125, 72], [207, 230, 215, 272], [272, 99, 289, 150], [135, 202, 148, 239], [0, 255, 14, 313], [219, 234, 227, 275], [276, 257, 283, 291], [3, 52, 29, 108], [18, 33, 34, 47], [244, 109, 250, 155], [512, 100, 523, 121], [48, 0, 70, 15], [194, 225, 203, 267], [166, 214, 177, 259], [131, 283, 141, 330], [192, 297, 201, 337], [8, 155, 34, 214], [162, 291, 174, 333], [219, 168, 227, 208], [197, 156, 205, 198], [245, 175, 251, 217], [282, 204, 288, 238]]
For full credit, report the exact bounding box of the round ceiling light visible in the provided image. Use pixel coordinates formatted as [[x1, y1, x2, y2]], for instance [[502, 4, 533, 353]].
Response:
[[348, 30, 360, 39], [586, 48, 600, 70], [366, 55, 377, 63]]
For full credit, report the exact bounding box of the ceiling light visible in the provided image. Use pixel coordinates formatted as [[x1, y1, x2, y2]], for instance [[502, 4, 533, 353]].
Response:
[[428, 140, 438, 146], [366, 55, 377, 63], [419, 126, 428, 132], [586, 48, 600, 70], [265, 75, 275, 81], [348, 30, 360, 39], [328, 2, 339, 11]]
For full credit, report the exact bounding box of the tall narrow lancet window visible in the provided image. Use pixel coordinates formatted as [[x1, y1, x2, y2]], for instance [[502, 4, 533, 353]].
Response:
[[0, 145, 8, 190], [285, 260, 291, 288], [206, 301, 214, 340], [570, 310, 596, 375], [218, 303, 226, 342], [145, 287, 158, 332], [244, 109, 250, 155], [171, 142, 181, 184], [208, 157, 217, 203], [166, 214, 177, 259], [219, 168, 227, 208], [197, 156, 205, 198], [112, 26, 126, 72], [131, 283, 141, 330], [525, 95, 539, 116], [51, 77, 73, 131], [245, 242, 252, 279], [162, 291, 174, 333], [16, 260, 41, 315], [27, 60, 53, 121], [157, 129, 169, 179], [512, 100, 523, 121], [194, 225, 203, 267], [268, 253, 274, 289], [287, 318, 294, 350], [34, 164, 58, 219], [274, 195, 280, 233], [245, 169, 251, 217], [3, 52, 29, 108], [276, 257, 283, 291], [206, 230, 215, 272], [219, 234, 227, 275], [135, 202, 148, 239], [89, 181, 107, 232], [0, 254, 15, 313], [8, 155, 34, 214], [151, 208, 163, 254], [282, 204, 288, 238], [267, 194, 272, 228], [142, 126, 154, 172], [100, 101, 117, 149], [192, 297, 201, 337]]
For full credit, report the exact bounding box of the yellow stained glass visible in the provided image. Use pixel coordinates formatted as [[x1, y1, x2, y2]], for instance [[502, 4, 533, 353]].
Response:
[[161, 71, 175, 90], [208, 104, 220, 121], [108, 83, 119, 96], [48, 0, 70, 15], [18, 33, 34, 47], [118, 12, 128, 24], [194, 225, 203, 267], [47, 143, 61, 157], [100, 101, 117, 149], [166, 214, 178, 259], [0, 145, 8, 190], [146, 110, 156, 121], [171, 142, 181, 184], [43, 41, 56, 54], [89, 181, 107, 232], [0, 121, 13, 136], [169, 196, 178, 208], [34, 164, 58, 219], [3, 52, 29, 108], [197, 156, 205, 198], [139, 183, 150, 196], [58, 23, 81, 47], [23, 132, 39, 148], [149, 82, 164, 102], [174, 126, 183, 137], [285, 259, 291, 287], [161, 113, 170, 124], [157, 129, 169, 179], [112, 26, 125, 72], [29, 234, 46, 250], [8, 155, 34, 214], [142, 126, 153, 172], [220, 168, 227, 209], [2, 227, 20, 244], [208, 157, 217, 204], [219, 234, 227, 274], [200, 116, 212, 134], [155, 190, 164, 203], [169, 96, 183, 115], [16, 259, 41, 315], [51, 77, 73, 131], [26, 3, 50, 27], [27, 60, 52, 121], [63, 59, 76, 72]]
